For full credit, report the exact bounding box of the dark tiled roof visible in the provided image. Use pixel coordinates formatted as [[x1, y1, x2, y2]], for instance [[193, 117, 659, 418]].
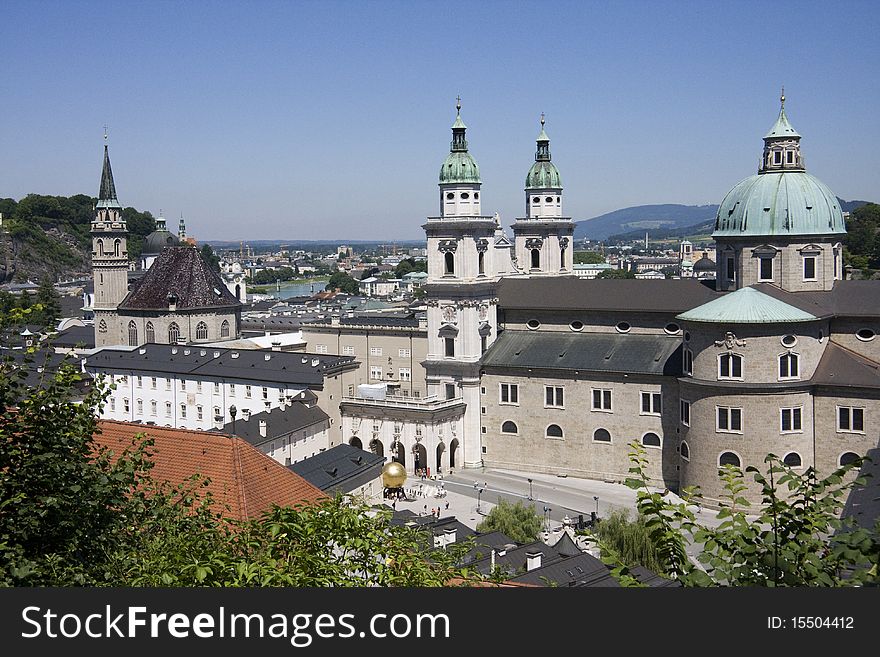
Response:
[[508, 552, 619, 587], [753, 280, 880, 319], [119, 247, 240, 311], [339, 316, 420, 328], [222, 401, 330, 446], [630, 566, 681, 587], [53, 324, 96, 348], [497, 277, 721, 313], [288, 444, 385, 493], [471, 541, 563, 575], [481, 330, 683, 376], [86, 344, 356, 386], [94, 420, 325, 520], [812, 341, 880, 389]]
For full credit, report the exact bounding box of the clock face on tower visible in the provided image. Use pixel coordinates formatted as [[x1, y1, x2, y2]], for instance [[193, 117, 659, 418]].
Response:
[[442, 306, 457, 323], [479, 304, 488, 321]]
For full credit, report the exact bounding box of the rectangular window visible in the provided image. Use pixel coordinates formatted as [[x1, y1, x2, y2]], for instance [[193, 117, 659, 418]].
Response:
[[197, 405, 203, 421], [837, 406, 865, 433], [370, 347, 382, 356], [717, 406, 743, 433], [444, 338, 455, 357], [680, 399, 690, 426], [214, 382, 219, 394], [165, 402, 172, 417], [719, 353, 743, 379], [591, 388, 612, 411], [230, 384, 236, 396], [781, 407, 802, 433], [245, 385, 252, 398], [180, 404, 187, 419], [726, 256, 735, 282], [151, 400, 157, 416], [683, 348, 694, 376], [180, 378, 186, 391], [151, 377, 157, 389], [136, 399, 143, 415], [123, 398, 129, 413], [315, 344, 328, 354], [136, 376, 143, 388], [787, 151, 793, 164], [803, 256, 817, 280], [445, 383, 456, 400], [110, 397, 116, 411], [759, 256, 773, 281], [165, 378, 172, 391], [214, 406, 220, 418], [370, 365, 383, 380], [399, 348, 411, 358], [399, 367, 411, 381], [774, 151, 781, 164], [342, 345, 355, 356], [779, 353, 799, 379], [196, 381, 202, 393], [641, 391, 662, 415], [545, 386, 564, 408], [262, 387, 268, 399], [500, 383, 519, 405]]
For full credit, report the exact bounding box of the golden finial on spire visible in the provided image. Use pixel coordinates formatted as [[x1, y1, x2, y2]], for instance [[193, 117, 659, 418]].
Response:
[[780, 85, 785, 108], [540, 112, 545, 127], [456, 95, 461, 115]]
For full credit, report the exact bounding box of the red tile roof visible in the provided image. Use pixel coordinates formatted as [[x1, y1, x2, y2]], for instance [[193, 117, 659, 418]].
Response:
[[94, 420, 325, 521]]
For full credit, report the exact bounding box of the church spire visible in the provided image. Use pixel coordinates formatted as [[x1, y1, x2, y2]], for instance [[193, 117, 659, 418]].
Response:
[[535, 113, 551, 162], [98, 131, 121, 207], [450, 95, 469, 152], [760, 89, 804, 173]]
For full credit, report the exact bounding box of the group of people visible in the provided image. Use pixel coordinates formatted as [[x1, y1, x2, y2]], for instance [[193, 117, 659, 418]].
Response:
[[422, 503, 450, 518]]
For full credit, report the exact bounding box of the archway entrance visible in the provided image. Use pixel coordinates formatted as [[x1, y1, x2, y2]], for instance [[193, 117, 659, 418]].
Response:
[[449, 438, 459, 469], [413, 443, 428, 475], [436, 442, 446, 474], [369, 438, 384, 458], [391, 441, 405, 467], [349, 436, 362, 449]]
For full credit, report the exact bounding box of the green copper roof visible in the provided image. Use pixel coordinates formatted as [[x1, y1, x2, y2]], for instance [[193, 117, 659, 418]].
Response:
[[526, 161, 561, 189], [439, 101, 481, 184], [676, 286, 818, 324], [764, 106, 800, 140], [712, 171, 845, 237]]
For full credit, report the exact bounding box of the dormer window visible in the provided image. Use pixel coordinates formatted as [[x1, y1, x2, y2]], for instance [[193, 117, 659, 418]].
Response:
[[787, 151, 793, 164], [759, 256, 773, 281], [773, 151, 781, 164]]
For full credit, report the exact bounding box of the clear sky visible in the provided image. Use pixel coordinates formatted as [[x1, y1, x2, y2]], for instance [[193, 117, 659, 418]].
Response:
[[3, 0, 878, 241]]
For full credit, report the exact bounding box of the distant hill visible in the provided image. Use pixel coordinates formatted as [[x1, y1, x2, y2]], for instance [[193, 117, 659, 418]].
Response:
[[574, 204, 719, 241], [577, 198, 874, 242]]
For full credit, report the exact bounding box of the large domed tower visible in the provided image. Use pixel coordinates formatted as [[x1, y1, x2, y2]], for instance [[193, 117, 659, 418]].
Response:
[[713, 91, 846, 292], [512, 115, 574, 275]]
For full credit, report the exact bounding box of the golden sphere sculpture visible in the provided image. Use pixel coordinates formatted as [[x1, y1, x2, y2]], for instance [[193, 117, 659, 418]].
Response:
[[382, 461, 407, 488]]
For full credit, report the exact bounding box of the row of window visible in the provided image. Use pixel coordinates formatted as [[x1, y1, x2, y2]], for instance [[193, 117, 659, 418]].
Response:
[[678, 400, 865, 434], [125, 320, 231, 346], [498, 383, 663, 415], [723, 253, 823, 283], [126, 376, 281, 400], [683, 351, 801, 380], [369, 366, 412, 381]]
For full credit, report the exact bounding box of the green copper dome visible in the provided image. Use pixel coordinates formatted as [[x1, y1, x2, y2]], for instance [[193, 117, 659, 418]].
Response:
[[525, 117, 561, 189], [439, 100, 481, 185]]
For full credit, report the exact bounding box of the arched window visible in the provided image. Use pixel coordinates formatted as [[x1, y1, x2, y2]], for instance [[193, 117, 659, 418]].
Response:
[[127, 321, 138, 346], [234, 284, 241, 300], [97, 241, 105, 256], [195, 322, 208, 341], [221, 320, 230, 338], [642, 432, 661, 448], [145, 321, 155, 343], [779, 352, 799, 379], [444, 251, 455, 275], [679, 441, 690, 460], [783, 452, 802, 468], [719, 451, 741, 468], [168, 322, 180, 344], [719, 353, 743, 379], [593, 428, 611, 443], [839, 452, 860, 467], [546, 424, 563, 439], [531, 249, 540, 269], [560, 247, 566, 269], [113, 238, 121, 257], [478, 251, 485, 275], [98, 319, 108, 333], [501, 421, 518, 435]]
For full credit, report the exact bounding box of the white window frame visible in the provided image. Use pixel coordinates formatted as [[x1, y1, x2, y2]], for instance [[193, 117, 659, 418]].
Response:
[[837, 406, 865, 433], [758, 256, 774, 282], [544, 386, 564, 408], [342, 345, 355, 356], [716, 406, 743, 434], [680, 399, 690, 427], [165, 402, 172, 418], [151, 400, 157, 416], [500, 420, 519, 435], [718, 353, 744, 380], [778, 352, 800, 380], [180, 404, 187, 419], [683, 348, 694, 376], [399, 367, 412, 381], [803, 255, 817, 281], [641, 431, 662, 449], [499, 382, 519, 406], [315, 344, 328, 354], [245, 385, 252, 399], [545, 424, 564, 440], [369, 347, 383, 357], [398, 348, 411, 358], [591, 388, 612, 412], [640, 391, 662, 416], [369, 365, 383, 380], [780, 407, 803, 434]]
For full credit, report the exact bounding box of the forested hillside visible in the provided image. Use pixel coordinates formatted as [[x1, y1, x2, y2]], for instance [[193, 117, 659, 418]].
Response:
[[0, 195, 155, 283]]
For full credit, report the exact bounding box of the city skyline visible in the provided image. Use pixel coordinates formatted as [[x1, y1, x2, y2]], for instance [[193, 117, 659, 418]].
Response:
[[3, 0, 878, 241]]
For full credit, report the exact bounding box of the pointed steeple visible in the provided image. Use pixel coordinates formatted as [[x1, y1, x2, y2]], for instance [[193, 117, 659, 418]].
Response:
[[760, 88, 804, 173], [439, 96, 480, 186], [450, 95, 469, 152], [535, 113, 551, 162], [764, 87, 800, 139], [525, 113, 561, 191], [97, 132, 122, 208], [178, 215, 186, 240]]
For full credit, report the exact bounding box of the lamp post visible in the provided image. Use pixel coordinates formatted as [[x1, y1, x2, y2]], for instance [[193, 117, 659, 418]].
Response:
[[543, 506, 551, 532], [593, 496, 599, 516], [527, 478, 533, 501], [229, 404, 237, 434], [474, 483, 485, 514]]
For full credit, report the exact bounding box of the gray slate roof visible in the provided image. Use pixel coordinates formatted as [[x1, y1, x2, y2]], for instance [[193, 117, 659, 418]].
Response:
[[508, 552, 619, 587], [53, 324, 96, 349], [812, 341, 880, 389], [288, 444, 384, 493], [754, 281, 880, 319], [86, 344, 356, 386], [481, 330, 683, 376], [497, 277, 721, 313], [119, 247, 240, 311], [222, 401, 330, 446]]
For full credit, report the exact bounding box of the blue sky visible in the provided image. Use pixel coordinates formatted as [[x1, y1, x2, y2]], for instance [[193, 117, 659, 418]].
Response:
[[3, 0, 878, 241]]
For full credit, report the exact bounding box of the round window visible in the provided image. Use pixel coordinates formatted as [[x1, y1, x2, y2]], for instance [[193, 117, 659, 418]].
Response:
[[665, 323, 681, 335], [545, 196, 554, 203], [569, 321, 584, 332], [616, 322, 631, 334], [856, 328, 875, 342], [527, 319, 541, 330], [533, 196, 540, 203], [474, 192, 479, 199], [461, 192, 470, 199], [446, 192, 454, 200], [781, 334, 797, 348]]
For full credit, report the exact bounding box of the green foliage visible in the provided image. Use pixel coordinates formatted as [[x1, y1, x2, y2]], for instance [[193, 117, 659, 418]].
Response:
[[476, 499, 543, 545], [123, 207, 156, 263], [573, 250, 606, 265], [588, 509, 664, 573], [613, 441, 879, 587], [200, 244, 221, 272], [596, 268, 636, 279], [393, 258, 427, 278], [325, 271, 360, 294], [34, 277, 60, 326], [844, 203, 880, 271]]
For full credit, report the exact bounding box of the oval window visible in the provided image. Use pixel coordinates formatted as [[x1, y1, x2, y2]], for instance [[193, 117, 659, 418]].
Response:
[[545, 196, 554, 203], [569, 321, 584, 332], [533, 196, 540, 203], [461, 192, 470, 199], [474, 192, 479, 199], [856, 328, 875, 342], [781, 334, 797, 347], [684, 331, 691, 342], [446, 192, 454, 200], [616, 322, 631, 333], [665, 323, 681, 335], [527, 319, 541, 330], [556, 196, 561, 202]]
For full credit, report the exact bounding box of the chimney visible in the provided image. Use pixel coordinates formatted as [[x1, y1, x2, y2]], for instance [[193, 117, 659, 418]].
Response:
[[490, 549, 496, 571], [526, 551, 543, 571], [259, 419, 267, 438], [443, 526, 456, 547], [271, 341, 282, 352], [242, 408, 251, 421]]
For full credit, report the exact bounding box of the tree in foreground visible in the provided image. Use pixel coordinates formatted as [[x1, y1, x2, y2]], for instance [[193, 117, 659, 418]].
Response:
[[586, 509, 663, 574], [598, 442, 879, 586], [476, 499, 543, 545]]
